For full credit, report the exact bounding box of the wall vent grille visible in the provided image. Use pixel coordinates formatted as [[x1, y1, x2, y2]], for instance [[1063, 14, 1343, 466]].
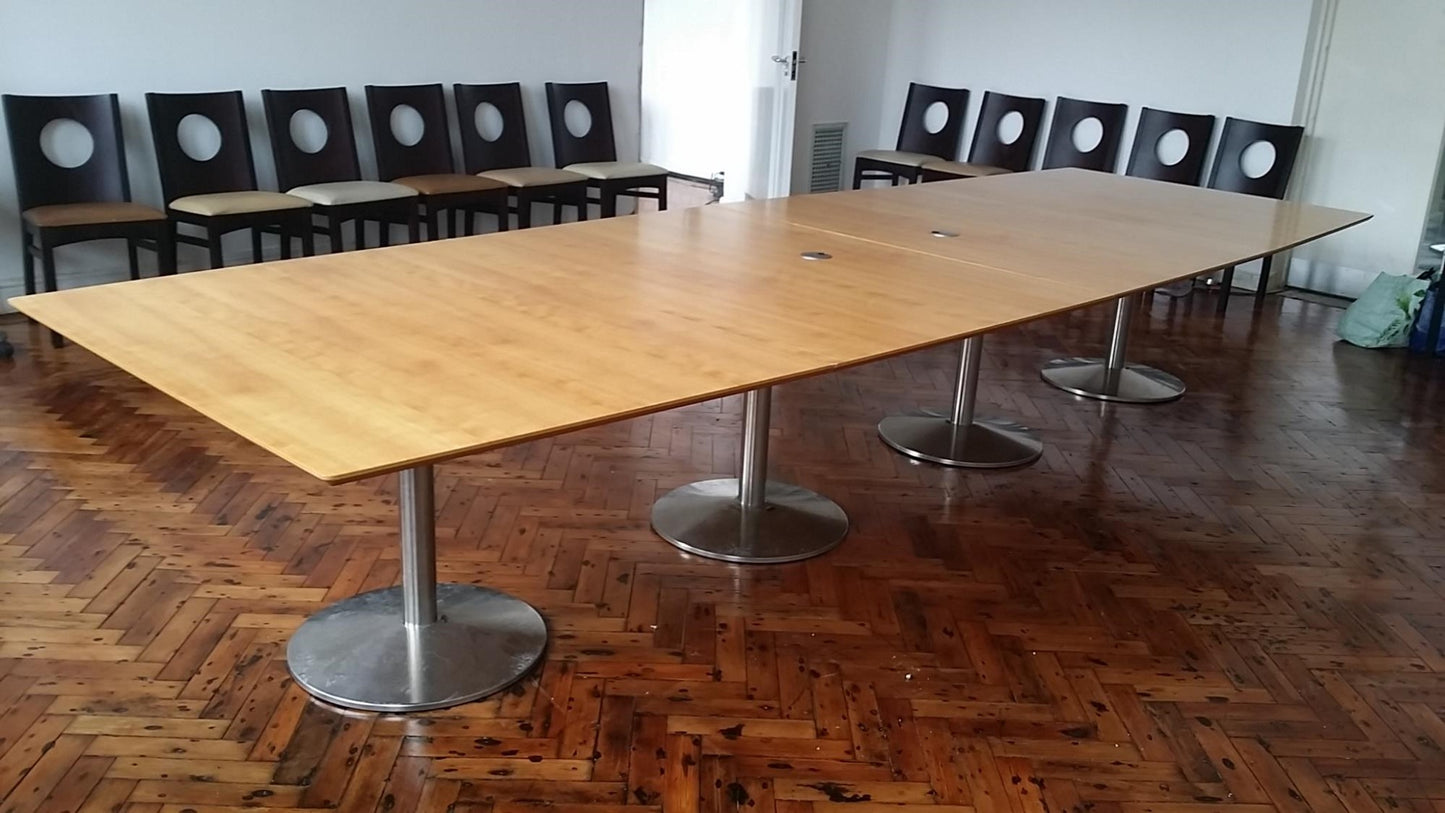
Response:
[[809, 122, 847, 193]]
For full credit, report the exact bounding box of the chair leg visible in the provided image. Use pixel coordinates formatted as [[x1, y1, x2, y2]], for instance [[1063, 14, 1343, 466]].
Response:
[[517, 192, 533, 229], [493, 198, 506, 232], [553, 197, 564, 226], [379, 217, 391, 249], [657, 181, 668, 212], [327, 215, 343, 253], [1216, 265, 1236, 316], [40, 240, 64, 347], [207, 225, 224, 270], [280, 225, 292, 261], [574, 187, 588, 222], [600, 186, 617, 219], [251, 229, 264, 264], [353, 218, 366, 251], [301, 219, 316, 257], [126, 239, 141, 280], [407, 209, 419, 244], [1255, 255, 1274, 305], [426, 206, 440, 242], [852, 162, 864, 190], [159, 223, 177, 277], [21, 234, 35, 297]]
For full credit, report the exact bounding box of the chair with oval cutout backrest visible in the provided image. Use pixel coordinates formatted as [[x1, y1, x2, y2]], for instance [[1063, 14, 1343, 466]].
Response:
[[1041, 97, 1128, 172], [453, 82, 588, 229], [2, 92, 175, 346], [853, 82, 969, 188], [261, 86, 418, 251], [146, 90, 314, 269], [364, 83, 508, 240], [1125, 106, 1216, 185], [921, 90, 1046, 181], [1206, 116, 1305, 313], [545, 81, 668, 218]]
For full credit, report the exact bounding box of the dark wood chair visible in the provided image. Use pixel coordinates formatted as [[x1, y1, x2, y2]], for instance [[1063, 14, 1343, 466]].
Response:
[[1125, 106, 1216, 185], [1207, 117, 1305, 313], [146, 90, 314, 268], [261, 87, 418, 251], [853, 82, 969, 188], [1040, 97, 1128, 172], [1125, 107, 1217, 301], [922, 91, 1046, 180], [544, 82, 667, 218], [363, 83, 508, 240], [2, 93, 175, 346], [453, 82, 588, 229]]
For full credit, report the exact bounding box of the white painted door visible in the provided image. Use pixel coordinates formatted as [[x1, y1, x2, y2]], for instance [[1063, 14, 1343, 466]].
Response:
[[748, 0, 804, 199], [639, 0, 803, 202]]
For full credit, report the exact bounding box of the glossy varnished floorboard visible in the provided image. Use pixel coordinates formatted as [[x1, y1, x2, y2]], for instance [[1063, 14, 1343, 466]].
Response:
[[0, 292, 1441, 812]]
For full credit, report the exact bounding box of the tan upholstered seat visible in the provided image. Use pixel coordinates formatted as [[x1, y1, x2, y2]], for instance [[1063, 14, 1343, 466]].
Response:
[[394, 174, 508, 196], [920, 159, 1013, 178], [479, 167, 588, 188], [23, 202, 167, 228], [857, 149, 940, 168], [169, 191, 312, 217], [562, 161, 667, 181], [286, 181, 418, 207]]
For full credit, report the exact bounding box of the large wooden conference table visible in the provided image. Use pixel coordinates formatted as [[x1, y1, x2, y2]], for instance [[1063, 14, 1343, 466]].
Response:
[[11, 168, 1368, 713]]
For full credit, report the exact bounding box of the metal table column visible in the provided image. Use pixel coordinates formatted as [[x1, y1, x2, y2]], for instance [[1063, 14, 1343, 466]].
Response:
[[651, 387, 848, 563], [877, 336, 1043, 467], [287, 464, 547, 712], [1040, 293, 1185, 403]]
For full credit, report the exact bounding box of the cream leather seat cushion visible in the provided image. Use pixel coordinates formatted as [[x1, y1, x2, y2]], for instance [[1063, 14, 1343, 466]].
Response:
[[286, 181, 418, 206], [169, 191, 311, 217], [920, 159, 1012, 178], [24, 202, 166, 228], [562, 161, 668, 181], [858, 149, 940, 167], [479, 167, 588, 188], [394, 174, 508, 195]]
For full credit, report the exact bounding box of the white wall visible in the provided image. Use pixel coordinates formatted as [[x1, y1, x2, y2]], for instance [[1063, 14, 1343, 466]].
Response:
[[0, 0, 644, 302], [1288, 0, 1445, 296]]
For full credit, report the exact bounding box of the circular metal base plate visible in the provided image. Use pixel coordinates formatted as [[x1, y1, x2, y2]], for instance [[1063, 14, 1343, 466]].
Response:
[[877, 414, 1043, 468], [651, 478, 848, 564], [1040, 357, 1186, 404], [286, 583, 547, 713]]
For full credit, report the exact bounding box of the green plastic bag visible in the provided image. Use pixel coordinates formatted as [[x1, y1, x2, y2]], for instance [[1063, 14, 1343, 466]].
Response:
[[1337, 272, 1429, 348]]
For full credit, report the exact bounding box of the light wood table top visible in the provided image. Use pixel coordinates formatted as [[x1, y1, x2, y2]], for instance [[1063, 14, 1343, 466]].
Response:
[[11, 169, 1368, 484], [768, 169, 1369, 295]]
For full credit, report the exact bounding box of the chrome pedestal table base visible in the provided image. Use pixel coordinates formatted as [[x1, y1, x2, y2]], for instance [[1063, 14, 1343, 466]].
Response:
[[1041, 293, 1185, 404], [651, 388, 848, 564], [877, 336, 1043, 468], [286, 466, 546, 712]]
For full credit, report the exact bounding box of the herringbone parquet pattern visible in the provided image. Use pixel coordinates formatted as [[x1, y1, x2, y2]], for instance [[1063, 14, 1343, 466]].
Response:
[[0, 292, 1442, 813]]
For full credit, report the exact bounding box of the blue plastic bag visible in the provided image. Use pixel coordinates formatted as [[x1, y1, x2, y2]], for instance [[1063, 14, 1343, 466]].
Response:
[[1409, 279, 1445, 355]]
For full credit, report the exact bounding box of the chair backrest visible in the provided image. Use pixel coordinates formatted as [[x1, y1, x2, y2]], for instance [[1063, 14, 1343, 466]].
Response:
[[454, 82, 534, 173], [895, 82, 970, 160], [544, 81, 617, 167], [968, 91, 1047, 172], [1040, 97, 1128, 172], [145, 90, 259, 203], [364, 83, 455, 181], [261, 86, 362, 190], [1206, 116, 1303, 199], [2, 93, 131, 211], [1125, 106, 1216, 185]]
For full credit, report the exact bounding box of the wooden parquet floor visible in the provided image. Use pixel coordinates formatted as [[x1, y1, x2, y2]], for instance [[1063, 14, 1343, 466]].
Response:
[[0, 292, 1442, 813]]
